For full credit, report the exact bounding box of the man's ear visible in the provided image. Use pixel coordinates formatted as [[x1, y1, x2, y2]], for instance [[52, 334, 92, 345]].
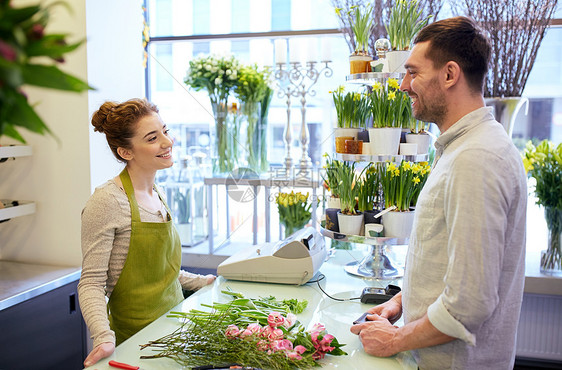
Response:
[[443, 61, 461, 89], [117, 147, 133, 161]]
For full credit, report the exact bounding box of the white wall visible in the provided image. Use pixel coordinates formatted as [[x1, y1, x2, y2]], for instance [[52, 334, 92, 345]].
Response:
[[0, 0, 144, 266]]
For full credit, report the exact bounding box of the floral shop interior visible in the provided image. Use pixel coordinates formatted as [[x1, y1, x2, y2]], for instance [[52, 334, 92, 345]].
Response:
[[1, 0, 561, 369]]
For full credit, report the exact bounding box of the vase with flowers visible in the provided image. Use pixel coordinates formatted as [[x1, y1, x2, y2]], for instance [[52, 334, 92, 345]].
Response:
[[276, 191, 312, 238], [379, 160, 431, 237], [368, 79, 410, 155], [185, 55, 242, 175], [523, 140, 562, 275], [0, 1, 92, 144], [335, 161, 363, 235], [234, 64, 272, 173], [336, 4, 374, 74], [385, 0, 432, 73]]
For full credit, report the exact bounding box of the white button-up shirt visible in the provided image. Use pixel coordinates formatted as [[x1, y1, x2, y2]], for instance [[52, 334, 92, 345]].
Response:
[[403, 107, 527, 369]]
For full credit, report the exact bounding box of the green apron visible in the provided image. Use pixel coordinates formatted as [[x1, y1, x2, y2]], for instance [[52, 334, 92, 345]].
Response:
[[108, 169, 184, 345]]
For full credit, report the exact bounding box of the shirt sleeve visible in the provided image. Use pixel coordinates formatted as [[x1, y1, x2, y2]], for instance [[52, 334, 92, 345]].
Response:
[[77, 189, 121, 348], [427, 147, 515, 344]]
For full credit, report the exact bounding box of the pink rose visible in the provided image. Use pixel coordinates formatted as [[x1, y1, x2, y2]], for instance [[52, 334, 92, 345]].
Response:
[[287, 351, 303, 360], [267, 311, 285, 328], [224, 324, 240, 338], [239, 329, 254, 339], [256, 339, 270, 351], [246, 323, 262, 334], [261, 325, 284, 341]]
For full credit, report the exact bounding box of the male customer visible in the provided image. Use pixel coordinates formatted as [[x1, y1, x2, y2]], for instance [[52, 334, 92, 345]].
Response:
[[350, 16, 527, 369]]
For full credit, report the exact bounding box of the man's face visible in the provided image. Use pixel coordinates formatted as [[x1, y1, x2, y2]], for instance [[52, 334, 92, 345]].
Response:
[[400, 41, 448, 128]]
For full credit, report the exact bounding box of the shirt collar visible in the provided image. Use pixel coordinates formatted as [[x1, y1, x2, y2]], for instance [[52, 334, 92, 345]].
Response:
[[434, 107, 494, 153]]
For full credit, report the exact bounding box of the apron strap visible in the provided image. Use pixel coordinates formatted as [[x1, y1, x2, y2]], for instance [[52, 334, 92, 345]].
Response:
[[119, 168, 141, 222], [153, 185, 172, 220]]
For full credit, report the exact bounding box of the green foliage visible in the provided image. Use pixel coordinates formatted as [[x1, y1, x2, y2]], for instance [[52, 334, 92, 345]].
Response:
[[331, 85, 370, 128], [348, 4, 374, 53], [386, 0, 432, 51], [379, 160, 431, 211], [369, 79, 411, 128], [357, 164, 379, 212], [522, 140, 562, 209], [335, 161, 360, 215], [321, 153, 342, 198], [0, 1, 93, 143]]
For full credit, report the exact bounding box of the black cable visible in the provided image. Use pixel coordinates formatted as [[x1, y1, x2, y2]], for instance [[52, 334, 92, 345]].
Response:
[[307, 273, 362, 302]]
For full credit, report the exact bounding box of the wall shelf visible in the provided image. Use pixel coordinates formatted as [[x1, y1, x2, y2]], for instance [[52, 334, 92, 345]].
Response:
[[0, 145, 33, 160], [0, 201, 36, 222]]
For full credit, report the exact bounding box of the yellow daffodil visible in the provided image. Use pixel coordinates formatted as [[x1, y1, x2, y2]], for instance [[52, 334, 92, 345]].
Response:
[[388, 78, 400, 90], [335, 7, 342, 16], [372, 82, 382, 91], [388, 91, 396, 101], [413, 176, 421, 185]]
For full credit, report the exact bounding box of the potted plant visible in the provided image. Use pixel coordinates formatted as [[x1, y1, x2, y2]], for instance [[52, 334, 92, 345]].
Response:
[[385, 0, 432, 73], [379, 160, 430, 237], [276, 191, 312, 238], [405, 118, 432, 154], [322, 153, 341, 232], [357, 164, 380, 225], [331, 86, 370, 153], [335, 161, 363, 235], [522, 140, 562, 275], [336, 4, 374, 74], [0, 1, 92, 143], [368, 79, 409, 155]]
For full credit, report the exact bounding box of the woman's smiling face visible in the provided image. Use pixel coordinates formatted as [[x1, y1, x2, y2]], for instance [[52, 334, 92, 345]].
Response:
[[121, 112, 174, 170]]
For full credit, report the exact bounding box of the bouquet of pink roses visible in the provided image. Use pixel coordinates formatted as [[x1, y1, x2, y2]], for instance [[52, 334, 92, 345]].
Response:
[[141, 290, 346, 369]]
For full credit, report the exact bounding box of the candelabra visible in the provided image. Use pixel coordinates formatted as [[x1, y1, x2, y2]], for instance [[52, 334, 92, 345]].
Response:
[[273, 60, 332, 177]]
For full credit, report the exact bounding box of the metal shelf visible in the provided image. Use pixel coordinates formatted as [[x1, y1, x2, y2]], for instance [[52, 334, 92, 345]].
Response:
[[346, 72, 405, 84], [0, 200, 36, 222], [335, 153, 429, 163], [0, 145, 32, 160], [320, 226, 407, 246]]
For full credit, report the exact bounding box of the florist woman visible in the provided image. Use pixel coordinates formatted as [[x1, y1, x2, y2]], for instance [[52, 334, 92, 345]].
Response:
[[78, 99, 215, 367]]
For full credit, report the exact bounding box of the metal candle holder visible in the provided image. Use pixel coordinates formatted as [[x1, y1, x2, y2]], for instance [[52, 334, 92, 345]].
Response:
[[273, 60, 332, 177]]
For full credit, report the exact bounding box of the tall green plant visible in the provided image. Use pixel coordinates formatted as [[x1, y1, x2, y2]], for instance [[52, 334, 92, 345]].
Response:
[[357, 164, 379, 212], [386, 0, 432, 51], [331, 86, 370, 128], [348, 4, 374, 53], [0, 1, 93, 143], [370, 79, 411, 128], [322, 153, 342, 198], [335, 161, 360, 215]]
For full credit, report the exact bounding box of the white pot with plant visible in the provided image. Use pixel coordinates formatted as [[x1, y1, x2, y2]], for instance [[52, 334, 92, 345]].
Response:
[[336, 4, 374, 74], [368, 79, 407, 155], [405, 120, 432, 154], [379, 160, 431, 237], [385, 0, 432, 73], [331, 86, 370, 154], [335, 161, 363, 235]]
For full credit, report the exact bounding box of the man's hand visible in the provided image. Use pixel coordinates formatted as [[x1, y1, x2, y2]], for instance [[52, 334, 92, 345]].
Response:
[[368, 292, 402, 324], [83, 342, 115, 367], [350, 314, 400, 357]]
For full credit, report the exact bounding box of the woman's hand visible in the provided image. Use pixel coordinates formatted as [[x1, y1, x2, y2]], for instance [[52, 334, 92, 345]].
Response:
[[83, 342, 115, 368], [204, 274, 216, 285]]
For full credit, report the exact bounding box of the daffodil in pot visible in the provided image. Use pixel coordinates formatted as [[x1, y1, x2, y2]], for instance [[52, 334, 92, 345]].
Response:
[[523, 140, 562, 275], [335, 161, 363, 236], [185, 54, 241, 175], [405, 118, 432, 154], [379, 160, 430, 237], [322, 153, 341, 232], [276, 191, 312, 238], [357, 164, 380, 225], [336, 4, 374, 74], [368, 79, 408, 155], [385, 0, 432, 73]]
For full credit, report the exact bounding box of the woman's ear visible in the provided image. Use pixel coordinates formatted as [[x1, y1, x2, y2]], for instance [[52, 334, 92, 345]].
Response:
[[117, 147, 133, 161]]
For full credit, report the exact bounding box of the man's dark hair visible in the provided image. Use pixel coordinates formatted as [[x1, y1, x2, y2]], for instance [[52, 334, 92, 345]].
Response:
[[414, 16, 491, 94]]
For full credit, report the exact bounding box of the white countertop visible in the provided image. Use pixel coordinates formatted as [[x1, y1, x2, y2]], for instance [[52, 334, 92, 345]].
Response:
[[88, 248, 417, 370]]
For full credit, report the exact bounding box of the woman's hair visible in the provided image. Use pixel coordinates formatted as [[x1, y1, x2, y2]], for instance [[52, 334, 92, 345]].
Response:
[[91, 98, 159, 162]]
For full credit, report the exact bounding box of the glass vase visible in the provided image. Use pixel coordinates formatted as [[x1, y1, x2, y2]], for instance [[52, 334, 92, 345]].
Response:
[[240, 101, 262, 173], [210, 100, 238, 176], [541, 207, 562, 275]]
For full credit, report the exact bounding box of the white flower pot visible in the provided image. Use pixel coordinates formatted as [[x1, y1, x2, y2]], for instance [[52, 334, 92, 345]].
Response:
[[399, 143, 418, 155], [405, 133, 431, 154], [337, 211, 364, 236], [326, 196, 341, 209], [382, 210, 415, 238], [368, 127, 401, 155], [386, 50, 410, 73], [334, 127, 359, 139]]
